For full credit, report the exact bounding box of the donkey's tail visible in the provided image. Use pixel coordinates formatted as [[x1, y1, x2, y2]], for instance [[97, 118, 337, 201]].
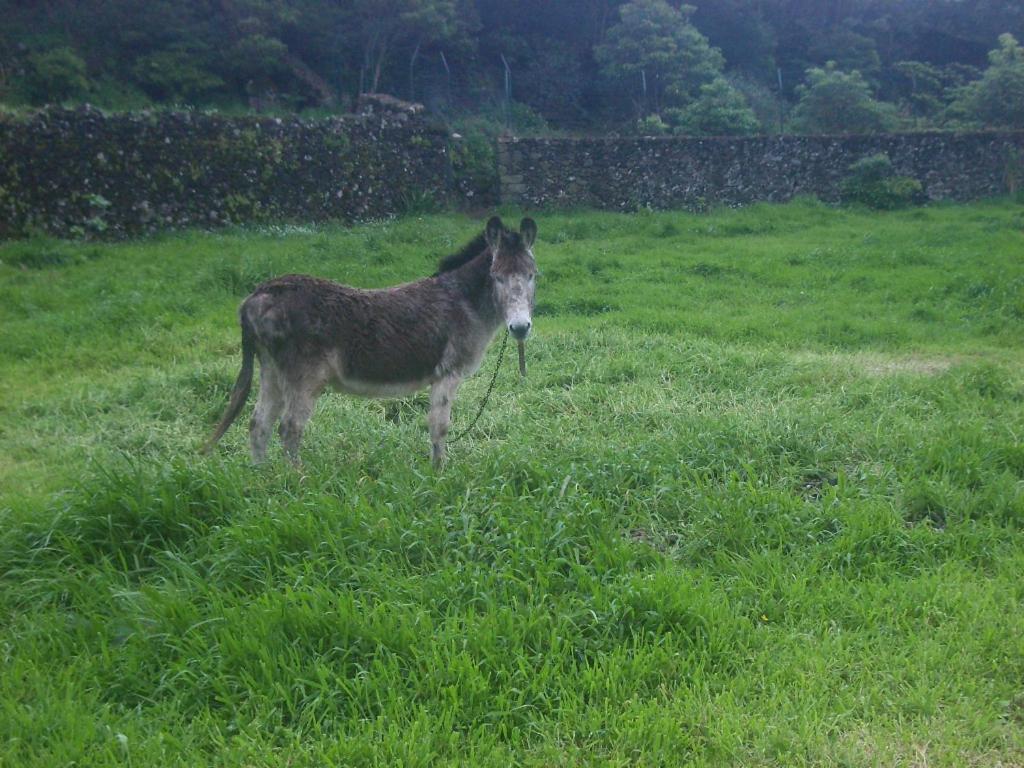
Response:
[[201, 310, 257, 454]]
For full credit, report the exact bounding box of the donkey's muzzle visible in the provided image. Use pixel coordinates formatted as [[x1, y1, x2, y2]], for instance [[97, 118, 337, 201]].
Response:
[[509, 321, 531, 341]]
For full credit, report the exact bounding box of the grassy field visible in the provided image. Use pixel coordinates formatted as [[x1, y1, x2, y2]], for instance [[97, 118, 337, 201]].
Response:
[[1, 199, 1023, 766]]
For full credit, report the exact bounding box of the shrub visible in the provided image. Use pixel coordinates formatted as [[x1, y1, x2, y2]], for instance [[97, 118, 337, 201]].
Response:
[[636, 114, 670, 135], [88, 77, 152, 111], [449, 121, 500, 204], [449, 103, 548, 204], [22, 47, 89, 105], [227, 34, 291, 85], [840, 153, 923, 209], [132, 46, 224, 102]]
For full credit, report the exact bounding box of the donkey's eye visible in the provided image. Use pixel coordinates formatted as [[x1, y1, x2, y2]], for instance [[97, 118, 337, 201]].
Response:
[[494, 274, 507, 284]]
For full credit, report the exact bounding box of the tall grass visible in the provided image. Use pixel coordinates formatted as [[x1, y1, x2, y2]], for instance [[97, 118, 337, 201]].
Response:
[[1, 200, 1023, 765]]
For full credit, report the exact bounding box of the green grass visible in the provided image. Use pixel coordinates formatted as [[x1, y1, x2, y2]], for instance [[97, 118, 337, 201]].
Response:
[[1, 200, 1023, 766]]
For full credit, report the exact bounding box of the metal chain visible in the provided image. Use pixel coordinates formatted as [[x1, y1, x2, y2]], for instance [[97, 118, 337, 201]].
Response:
[[447, 330, 509, 444]]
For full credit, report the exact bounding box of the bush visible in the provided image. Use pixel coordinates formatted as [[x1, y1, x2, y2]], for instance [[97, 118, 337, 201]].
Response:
[[448, 102, 549, 204], [132, 46, 224, 102], [227, 33, 294, 98], [840, 153, 923, 209], [449, 120, 500, 204], [22, 47, 89, 105], [636, 114, 670, 135], [88, 77, 153, 111]]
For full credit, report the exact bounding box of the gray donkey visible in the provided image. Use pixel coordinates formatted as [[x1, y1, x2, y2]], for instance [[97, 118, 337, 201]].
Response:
[[202, 216, 538, 466]]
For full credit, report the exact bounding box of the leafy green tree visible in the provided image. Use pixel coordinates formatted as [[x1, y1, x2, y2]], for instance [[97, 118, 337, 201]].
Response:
[[950, 33, 1024, 128], [791, 62, 899, 133], [666, 77, 759, 135], [891, 61, 979, 124], [595, 0, 724, 116], [22, 47, 89, 104], [892, 61, 946, 119]]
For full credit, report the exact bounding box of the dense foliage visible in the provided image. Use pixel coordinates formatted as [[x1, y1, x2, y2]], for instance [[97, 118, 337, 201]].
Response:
[[839, 153, 923, 209], [1, 1, 1023, 133]]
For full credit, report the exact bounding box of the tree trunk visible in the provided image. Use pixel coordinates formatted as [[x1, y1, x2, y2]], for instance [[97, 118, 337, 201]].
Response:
[[409, 41, 421, 101], [369, 33, 392, 94]]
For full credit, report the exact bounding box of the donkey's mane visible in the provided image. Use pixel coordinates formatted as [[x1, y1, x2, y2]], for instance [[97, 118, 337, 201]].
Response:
[[434, 233, 489, 275]]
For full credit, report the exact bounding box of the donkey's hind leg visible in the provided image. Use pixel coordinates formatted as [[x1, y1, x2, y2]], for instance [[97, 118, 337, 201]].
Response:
[[249, 361, 284, 465], [428, 375, 462, 469], [278, 378, 322, 466]]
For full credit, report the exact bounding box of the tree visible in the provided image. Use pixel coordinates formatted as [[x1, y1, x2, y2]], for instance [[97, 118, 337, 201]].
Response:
[[690, 0, 775, 81], [892, 60, 947, 120], [728, 74, 787, 133], [791, 62, 899, 133], [217, 1, 343, 107], [347, 0, 468, 94], [666, 77, 759, 135], [891, 60, 979, 124], [950, 33, 1024, 129], [808, 25, 881, 86], [595, 0, 724, 116]]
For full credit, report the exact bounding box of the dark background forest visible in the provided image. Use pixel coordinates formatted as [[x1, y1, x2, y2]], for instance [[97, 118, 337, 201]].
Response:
[[2, 0, 1023, 136]]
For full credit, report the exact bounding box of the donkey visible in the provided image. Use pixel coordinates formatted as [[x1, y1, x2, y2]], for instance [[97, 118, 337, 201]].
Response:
[[202, 216, 538, 467]]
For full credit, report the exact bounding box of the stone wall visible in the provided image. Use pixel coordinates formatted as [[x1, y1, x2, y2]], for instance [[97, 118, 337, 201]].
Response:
[[0, 101, 451, 238], [5, 111, 1021, 240], [498, 132, 1024, 210]]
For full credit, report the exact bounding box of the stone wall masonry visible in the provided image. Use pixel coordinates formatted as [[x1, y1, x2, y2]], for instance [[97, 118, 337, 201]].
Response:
[[498, 132, 1024, 210], [5, 113, 1021, 240], [0, 104, 451, 238]]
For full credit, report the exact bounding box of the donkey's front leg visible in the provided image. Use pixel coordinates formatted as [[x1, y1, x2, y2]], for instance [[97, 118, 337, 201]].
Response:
[[428, 375, 461, 468]]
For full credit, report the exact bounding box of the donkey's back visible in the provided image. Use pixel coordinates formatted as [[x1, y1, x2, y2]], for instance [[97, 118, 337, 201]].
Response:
[[243, 273, 457, 387]]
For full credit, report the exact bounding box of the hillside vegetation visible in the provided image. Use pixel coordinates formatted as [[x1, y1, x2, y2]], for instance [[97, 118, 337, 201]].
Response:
[[1, 201, 1023, 765], [3, 1, 1023, 134]]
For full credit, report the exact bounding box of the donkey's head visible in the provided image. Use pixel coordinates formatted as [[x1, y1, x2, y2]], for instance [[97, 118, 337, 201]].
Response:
[[485, 216, 538, 341]]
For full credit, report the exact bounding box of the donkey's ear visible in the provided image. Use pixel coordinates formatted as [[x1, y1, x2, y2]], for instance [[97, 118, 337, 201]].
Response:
[[485, 216, 504, 249], [520, 218, 537, 248]]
